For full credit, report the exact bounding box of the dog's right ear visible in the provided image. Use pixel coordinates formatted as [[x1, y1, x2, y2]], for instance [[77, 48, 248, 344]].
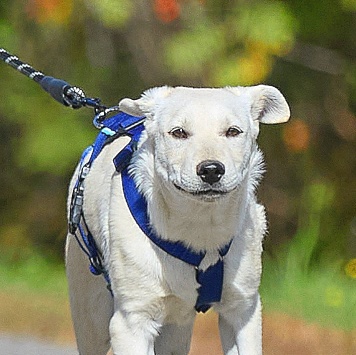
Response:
[[119, 86, 173, 117]]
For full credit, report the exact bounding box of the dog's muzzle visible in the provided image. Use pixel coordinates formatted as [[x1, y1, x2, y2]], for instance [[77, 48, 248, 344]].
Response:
[[174, 160, 230, 201]]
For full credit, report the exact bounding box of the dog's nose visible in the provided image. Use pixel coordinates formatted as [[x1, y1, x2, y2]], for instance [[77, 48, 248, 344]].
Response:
[[196, 160, 225, 185]]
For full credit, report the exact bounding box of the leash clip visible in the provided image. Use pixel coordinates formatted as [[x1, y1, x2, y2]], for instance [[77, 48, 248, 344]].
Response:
[[68, 164, 90, 234], [93, 105, 120, 129]]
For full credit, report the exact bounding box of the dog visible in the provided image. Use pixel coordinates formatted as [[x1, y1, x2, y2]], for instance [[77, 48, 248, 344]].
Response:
[[65, 85, 290, 355]]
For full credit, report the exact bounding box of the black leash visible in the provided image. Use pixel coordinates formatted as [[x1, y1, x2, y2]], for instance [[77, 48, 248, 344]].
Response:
[[0, 48, 117, 127]]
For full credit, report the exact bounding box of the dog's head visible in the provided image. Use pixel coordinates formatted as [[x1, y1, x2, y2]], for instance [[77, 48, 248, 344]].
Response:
[[119, 86, 290, 202]]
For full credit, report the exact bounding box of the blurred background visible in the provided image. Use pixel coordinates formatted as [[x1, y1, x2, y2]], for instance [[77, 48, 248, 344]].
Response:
[[0, 0, 355, 353]]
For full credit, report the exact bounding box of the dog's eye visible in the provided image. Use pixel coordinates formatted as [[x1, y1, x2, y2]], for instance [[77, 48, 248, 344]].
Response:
[[226, 126, 243, 137], [169, 127, 189, 139]]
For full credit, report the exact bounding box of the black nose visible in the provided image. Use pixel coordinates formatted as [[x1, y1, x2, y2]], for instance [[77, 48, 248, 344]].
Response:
[[196, 160, 225, 185]]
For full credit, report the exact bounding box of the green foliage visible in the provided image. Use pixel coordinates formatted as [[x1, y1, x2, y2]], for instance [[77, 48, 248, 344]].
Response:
[[342, 0, 356, 11], [165, 22, 225, 80], [233, 1, 296, 50], [286, 182, 334, 272], [0, 75, 96, 174], [85, 0, 134, 28], [0, 20, 17, 50], [165, 0, 297, 85]]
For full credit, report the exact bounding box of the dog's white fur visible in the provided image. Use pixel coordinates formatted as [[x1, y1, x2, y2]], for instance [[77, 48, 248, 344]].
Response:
[[66, 85, 290, 355]]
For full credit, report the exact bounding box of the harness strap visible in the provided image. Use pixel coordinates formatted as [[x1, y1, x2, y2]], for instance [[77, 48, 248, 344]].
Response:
[[69, 113, 144, 291]]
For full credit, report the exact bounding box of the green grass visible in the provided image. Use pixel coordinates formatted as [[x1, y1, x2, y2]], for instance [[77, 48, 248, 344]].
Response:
[[261, 255, 356, 331], [261, 182, 356, 331], [0, 252, 68, 296], [0, 252, 74, 343]]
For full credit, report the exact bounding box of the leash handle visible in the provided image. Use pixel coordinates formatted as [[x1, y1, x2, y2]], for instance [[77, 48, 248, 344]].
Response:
[[0, 48, 105, 110]]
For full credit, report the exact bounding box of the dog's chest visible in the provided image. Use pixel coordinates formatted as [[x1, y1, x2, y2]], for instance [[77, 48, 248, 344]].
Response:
[[160, 250, 201, 304]]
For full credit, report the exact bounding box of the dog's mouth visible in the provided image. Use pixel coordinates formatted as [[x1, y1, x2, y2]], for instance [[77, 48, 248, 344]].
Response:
[[174, 184, 231, 201]]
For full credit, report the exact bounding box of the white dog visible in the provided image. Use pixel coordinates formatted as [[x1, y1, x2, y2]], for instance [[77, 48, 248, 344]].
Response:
[[66, 85, 290, 355]]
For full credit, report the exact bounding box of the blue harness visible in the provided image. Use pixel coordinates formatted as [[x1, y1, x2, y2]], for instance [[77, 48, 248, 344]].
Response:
[[69, 112, 232, 313]]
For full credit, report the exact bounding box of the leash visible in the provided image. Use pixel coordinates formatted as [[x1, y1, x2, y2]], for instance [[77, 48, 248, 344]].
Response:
[[0, 48, 121, 128]]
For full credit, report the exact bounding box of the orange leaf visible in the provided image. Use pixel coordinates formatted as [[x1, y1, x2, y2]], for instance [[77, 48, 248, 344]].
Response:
[[283, 119, 310, 152], [26, 0, 72, 24], [154, 0, 180, 23]]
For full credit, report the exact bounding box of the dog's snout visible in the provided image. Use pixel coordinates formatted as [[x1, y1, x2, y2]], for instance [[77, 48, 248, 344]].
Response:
[[196, 160, 225, 185]]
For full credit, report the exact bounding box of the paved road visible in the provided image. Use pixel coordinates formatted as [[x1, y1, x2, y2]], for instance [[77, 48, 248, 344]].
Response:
[[0, 334, 77, 355]]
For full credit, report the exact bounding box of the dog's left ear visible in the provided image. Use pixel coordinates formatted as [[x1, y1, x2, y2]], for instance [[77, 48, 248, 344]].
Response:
[[246, 85, 290, 124], [229, 85, 290, 124], [119, 86, 173, 117]]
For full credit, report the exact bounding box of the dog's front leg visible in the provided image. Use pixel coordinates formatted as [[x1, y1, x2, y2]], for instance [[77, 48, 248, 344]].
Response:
[[218, 293, 262, 355], [109, 309, 158, 355]]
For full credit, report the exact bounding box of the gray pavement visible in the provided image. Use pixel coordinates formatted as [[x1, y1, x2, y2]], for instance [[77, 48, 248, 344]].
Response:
[[0, 333, 77, 355]]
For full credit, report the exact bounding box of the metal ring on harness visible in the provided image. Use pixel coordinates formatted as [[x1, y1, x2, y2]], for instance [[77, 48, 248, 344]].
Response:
[[93, 106, 121, 129]]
